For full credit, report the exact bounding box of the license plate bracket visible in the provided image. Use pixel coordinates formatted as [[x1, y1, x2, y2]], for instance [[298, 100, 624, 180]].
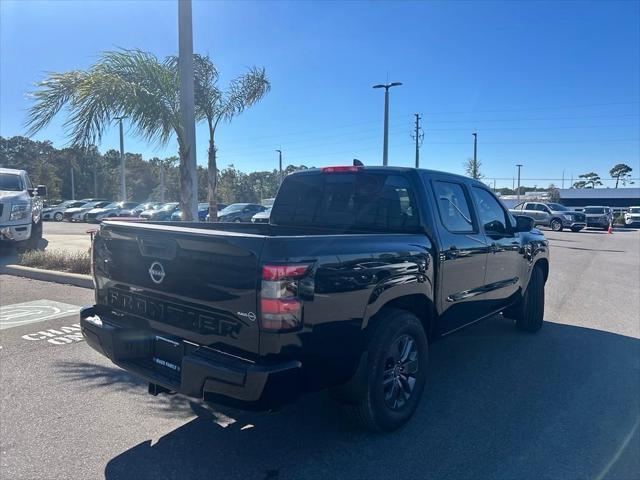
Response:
[[152, 335, 183, 377]]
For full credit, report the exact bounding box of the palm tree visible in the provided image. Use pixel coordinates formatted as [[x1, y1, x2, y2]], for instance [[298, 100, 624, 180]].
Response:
[[25, 49, 198, 220], [191, 55, 270, 220]]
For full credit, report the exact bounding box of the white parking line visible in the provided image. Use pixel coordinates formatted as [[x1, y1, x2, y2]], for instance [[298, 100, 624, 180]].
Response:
[[0, 300, 81, 329]]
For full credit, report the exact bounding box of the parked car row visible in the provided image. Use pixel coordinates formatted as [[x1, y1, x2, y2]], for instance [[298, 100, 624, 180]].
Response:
[[42, 199, 161, 222], [510, 202, 639, 231], [41, 199, 273, 224]]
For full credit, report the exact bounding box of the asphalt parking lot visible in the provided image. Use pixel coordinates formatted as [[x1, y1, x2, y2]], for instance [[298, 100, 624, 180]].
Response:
[[0, 228, 638, 480], [40, 221, 94, 253]]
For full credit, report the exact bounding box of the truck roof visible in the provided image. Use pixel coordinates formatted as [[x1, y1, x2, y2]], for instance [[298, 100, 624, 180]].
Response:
[[292, 166, 481, 185], [0, 167, 25, 175]]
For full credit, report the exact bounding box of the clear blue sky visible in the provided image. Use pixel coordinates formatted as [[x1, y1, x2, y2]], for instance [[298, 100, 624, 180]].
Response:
[[1, 0, 639, 188]]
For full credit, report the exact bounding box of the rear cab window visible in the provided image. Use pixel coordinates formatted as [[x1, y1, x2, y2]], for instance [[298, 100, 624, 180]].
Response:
[[271, 170, 421, 231]]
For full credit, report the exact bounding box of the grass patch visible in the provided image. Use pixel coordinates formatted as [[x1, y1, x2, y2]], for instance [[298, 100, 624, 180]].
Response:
[[19, 249, 91, 275]]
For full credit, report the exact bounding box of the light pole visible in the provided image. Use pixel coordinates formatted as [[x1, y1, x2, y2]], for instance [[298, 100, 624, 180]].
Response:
[[178, 0, 198, 221], [516, 164, 523, 203], [276, 149, 283, 184], [373, 82, 402, 166], [472, 132, 477, 170], [114, 116, 127, 201]]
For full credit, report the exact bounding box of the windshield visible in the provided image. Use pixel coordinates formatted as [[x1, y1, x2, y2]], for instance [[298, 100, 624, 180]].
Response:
[[585, 207, 606, 214], [160, 203, 178, 211], [0, 173, 23, 191], [103, 202, 119, 209], [219, 204, 247, 214], [546, 203, 569, 211], [629, 208, 640, 214]]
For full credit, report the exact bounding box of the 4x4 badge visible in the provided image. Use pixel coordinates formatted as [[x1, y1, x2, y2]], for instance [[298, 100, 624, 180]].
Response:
[[148, 261, 165, 284]]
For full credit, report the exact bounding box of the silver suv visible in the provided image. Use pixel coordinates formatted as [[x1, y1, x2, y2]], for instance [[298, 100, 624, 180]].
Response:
[[583, 206, 613, 230], [510, 202, 586, 232]]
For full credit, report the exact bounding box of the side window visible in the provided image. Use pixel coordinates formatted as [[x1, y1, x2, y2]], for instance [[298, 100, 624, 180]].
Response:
[[523, 203, 535, 211], [471, 187, 509, 235], [513, 202, 525, 211], [534, 204, 548, 212], [24, 174, 33, 190], [433, 181, 474, 233]]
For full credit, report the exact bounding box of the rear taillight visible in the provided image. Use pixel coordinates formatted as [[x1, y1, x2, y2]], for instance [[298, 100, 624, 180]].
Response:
[[260, 263, 311, 332]]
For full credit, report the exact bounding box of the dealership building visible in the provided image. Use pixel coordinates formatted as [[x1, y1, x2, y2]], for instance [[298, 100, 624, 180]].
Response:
[[557, 188, 640, 208]]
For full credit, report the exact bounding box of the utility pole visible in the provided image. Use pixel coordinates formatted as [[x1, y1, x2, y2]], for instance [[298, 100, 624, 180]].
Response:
[[70, 167, 75, 200], [114, 116, 127, 201], [562, 170, 565, 189], [372, 81, 402, 166], [160, 163, 165, 202], [276, 149, 283, 185], [472, 132, 478, 171], [178, 0, 198, 220], [93, 155, 98, 197], [411, 113, 424, 168], [516, 164, 523, 203]]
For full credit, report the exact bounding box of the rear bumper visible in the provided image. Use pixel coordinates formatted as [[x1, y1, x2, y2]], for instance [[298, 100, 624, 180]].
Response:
[[80, 306, 302, 410]]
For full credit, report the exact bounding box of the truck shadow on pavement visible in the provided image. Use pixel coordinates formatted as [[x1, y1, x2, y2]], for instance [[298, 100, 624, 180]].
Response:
[[68, 316, 640, 480]]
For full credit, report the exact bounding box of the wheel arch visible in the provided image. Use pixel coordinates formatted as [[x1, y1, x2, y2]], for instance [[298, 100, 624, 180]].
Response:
[[365, 293, 436, 341]]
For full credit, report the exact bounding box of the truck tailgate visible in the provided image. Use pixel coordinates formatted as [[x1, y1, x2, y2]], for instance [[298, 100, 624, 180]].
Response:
[[93, 221, 265, 359]]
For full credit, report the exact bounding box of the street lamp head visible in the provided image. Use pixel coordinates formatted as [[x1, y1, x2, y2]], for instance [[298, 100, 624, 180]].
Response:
[[389, 82, 402, 87], [372, 84, 386, 89]]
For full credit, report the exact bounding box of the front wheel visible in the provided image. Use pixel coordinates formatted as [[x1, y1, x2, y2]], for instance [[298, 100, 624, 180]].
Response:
[[550, 218, 563, 232], [53, 212, 63, 222], [345, 309, 428, 432], [504, 266, 545, 332]]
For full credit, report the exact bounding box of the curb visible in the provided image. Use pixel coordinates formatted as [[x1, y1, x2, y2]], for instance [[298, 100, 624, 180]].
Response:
[[0, 264, 94, 289]]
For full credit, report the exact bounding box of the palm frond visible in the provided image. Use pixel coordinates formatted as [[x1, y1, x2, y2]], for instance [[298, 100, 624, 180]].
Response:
[[220, 67, 270, 122], [24, 71, 86, 137]]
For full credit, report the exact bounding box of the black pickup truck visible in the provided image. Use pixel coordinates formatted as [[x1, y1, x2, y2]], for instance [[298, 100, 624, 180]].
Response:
[[81, 166, 549, 431]]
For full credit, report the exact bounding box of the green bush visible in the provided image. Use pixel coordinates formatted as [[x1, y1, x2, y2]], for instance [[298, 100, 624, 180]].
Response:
[[19, 249, 91, 275]]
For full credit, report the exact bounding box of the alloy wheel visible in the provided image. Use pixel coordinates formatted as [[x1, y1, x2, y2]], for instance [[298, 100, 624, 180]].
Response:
[[382, 334, 419, 410]]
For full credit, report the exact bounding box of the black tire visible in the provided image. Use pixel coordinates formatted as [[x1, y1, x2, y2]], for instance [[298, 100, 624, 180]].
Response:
[[346, 309, 428, 432], [550, 218, 563, 232], [16, 219, 42, 253], [505, 266, 545, 332], [53, 212, 63, 222]]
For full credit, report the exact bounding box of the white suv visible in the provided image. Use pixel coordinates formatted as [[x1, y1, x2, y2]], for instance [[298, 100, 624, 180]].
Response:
[[624, 207, 640, 227], [0, 168, 47, 251]]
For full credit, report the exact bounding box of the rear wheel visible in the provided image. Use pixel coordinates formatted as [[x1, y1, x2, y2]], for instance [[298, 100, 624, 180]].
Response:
[[345, 309, 428, 432], [504, 265, 545, 332], [550, 218, 563, 232]]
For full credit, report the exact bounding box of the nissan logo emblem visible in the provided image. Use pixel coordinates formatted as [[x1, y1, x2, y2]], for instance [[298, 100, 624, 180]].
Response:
[[148, 261, 166, 284]]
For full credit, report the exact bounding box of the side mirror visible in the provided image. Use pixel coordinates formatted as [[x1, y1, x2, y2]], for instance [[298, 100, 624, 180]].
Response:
[[36, 185, 47, 197], [514, 215, 535, 232]]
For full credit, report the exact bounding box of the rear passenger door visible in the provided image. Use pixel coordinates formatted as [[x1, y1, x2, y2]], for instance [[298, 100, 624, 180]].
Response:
[[534, 203, 551, 225], [470, 187, 522, 309], [428, 176, 490, 332]]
